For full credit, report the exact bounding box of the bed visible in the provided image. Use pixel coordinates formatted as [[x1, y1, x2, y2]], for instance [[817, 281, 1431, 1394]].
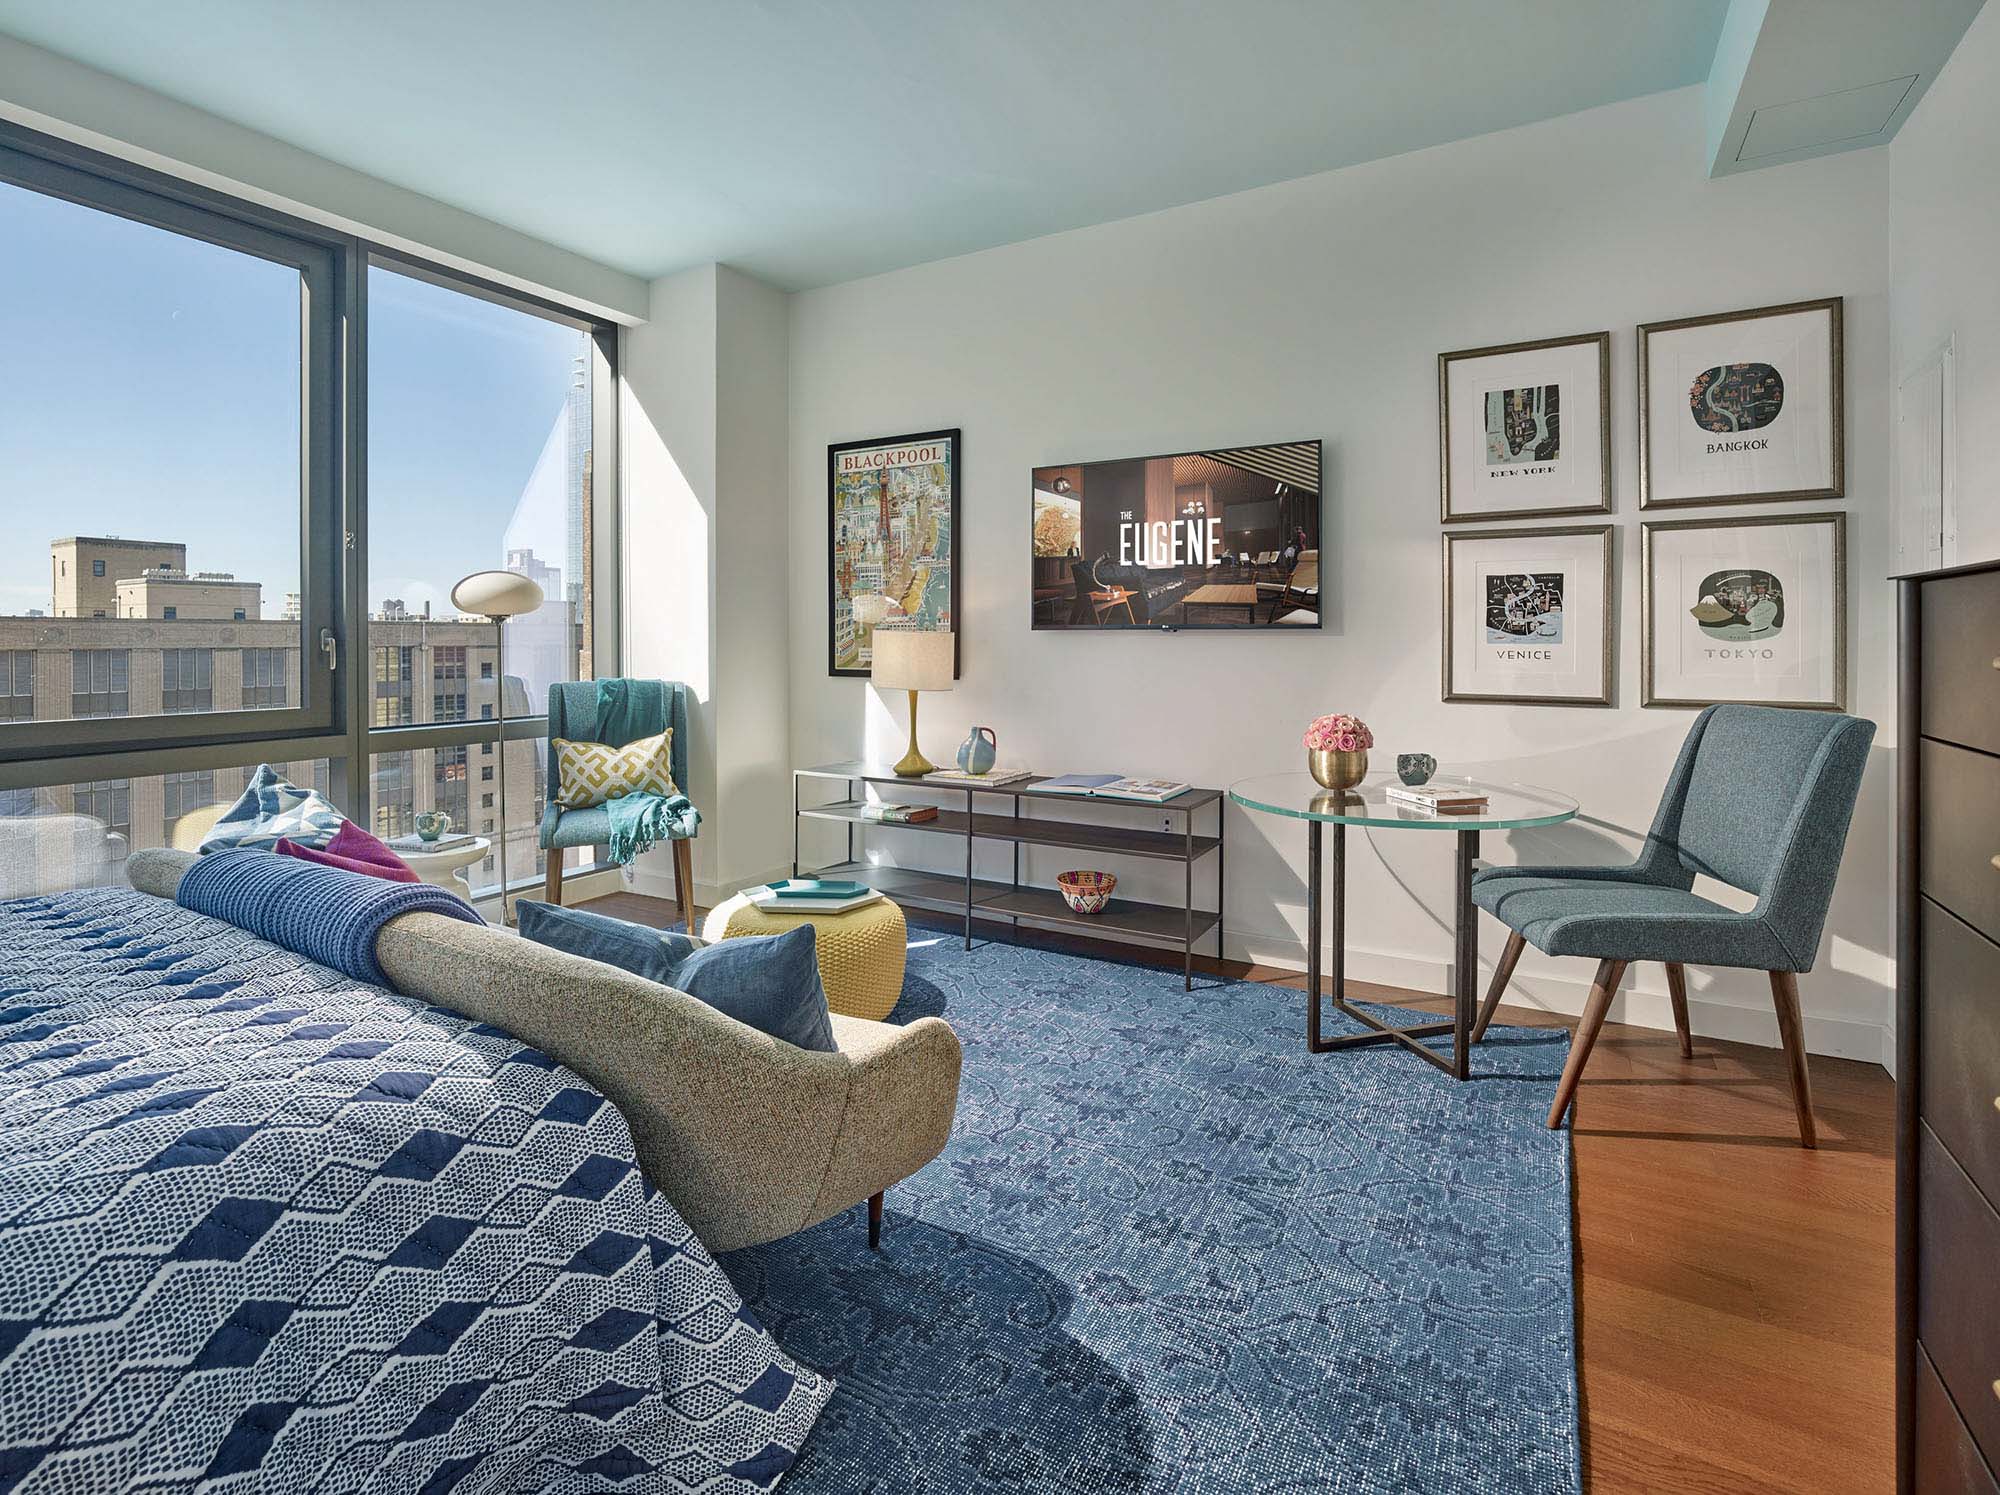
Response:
[[0, 886, 831, 1493]]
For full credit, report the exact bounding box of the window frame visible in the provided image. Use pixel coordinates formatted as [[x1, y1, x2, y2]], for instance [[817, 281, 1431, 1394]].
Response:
[[0, 121, 343, 763], [0, 117, 620, 905]]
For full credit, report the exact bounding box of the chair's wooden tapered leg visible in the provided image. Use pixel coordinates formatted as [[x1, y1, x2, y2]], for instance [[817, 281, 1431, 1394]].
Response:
[[1471, 930, 1528, 1042], [1663, 961, 1694, 1058], [543, 846, 564, 906], [1547, 958, 1627, 1130], [673, 839, 696, 933], [1768, 970, 1817, 1149], [867, 1191, 884, 1250]]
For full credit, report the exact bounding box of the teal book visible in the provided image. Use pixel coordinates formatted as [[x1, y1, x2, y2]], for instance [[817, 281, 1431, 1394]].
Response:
[[762, 879, 870, 899]]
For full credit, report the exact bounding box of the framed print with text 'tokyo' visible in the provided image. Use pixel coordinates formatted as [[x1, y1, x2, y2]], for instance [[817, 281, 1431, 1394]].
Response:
[[1443, 524, 1613, 706], [1642, 511, 1845, 711]]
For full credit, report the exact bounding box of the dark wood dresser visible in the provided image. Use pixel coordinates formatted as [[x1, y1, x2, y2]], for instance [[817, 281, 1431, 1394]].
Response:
[[1898, 558, 2000, 1495]]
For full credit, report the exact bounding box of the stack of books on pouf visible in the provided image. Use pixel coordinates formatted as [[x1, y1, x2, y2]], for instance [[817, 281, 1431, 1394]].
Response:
[[749, 878, 884, 913]]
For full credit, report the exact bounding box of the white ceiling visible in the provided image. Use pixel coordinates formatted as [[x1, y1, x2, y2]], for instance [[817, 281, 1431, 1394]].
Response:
[[0, 1, 1733, 290]]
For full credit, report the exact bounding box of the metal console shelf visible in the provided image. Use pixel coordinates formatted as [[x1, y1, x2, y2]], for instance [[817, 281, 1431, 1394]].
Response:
[[792, 762, 1224, 988]]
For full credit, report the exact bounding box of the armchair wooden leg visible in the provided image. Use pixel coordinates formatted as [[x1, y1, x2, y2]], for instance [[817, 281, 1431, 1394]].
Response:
[[1471, 930, 1527, 1042], [867, 1190, 884, 1250], [1663, 962, 1694, 1058], [1768, 970, 1817, 1149], [543, 847, 564, 907], [672, 839, 696, 933], [1547, 958, 1627, 1130]]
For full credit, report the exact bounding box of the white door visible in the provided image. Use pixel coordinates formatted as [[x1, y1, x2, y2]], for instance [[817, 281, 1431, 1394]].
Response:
[[1897, 338, 1957, 571]]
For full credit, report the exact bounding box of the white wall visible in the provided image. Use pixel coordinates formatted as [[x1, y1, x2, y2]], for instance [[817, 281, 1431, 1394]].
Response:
[[784, 85, 1899, 1062], [1889, 0, 2000, 564], [621, 264, 793, 909]]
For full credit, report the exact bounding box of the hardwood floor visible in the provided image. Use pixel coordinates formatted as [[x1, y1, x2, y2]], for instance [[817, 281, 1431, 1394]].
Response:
[[583, 894, 1897, 1493]]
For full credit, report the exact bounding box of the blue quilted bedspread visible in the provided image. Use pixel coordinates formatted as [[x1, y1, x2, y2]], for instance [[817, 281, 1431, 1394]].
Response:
[[0, 889, 831, 1493]]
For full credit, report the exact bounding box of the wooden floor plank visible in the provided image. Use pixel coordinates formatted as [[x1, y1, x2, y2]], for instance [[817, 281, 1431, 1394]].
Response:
[[581, 894, 1896, 1493]]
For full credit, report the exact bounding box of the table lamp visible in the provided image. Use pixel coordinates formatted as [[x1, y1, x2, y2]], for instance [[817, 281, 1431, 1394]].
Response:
[[870, 628, 953, 776], [450, 568, 545, 924]]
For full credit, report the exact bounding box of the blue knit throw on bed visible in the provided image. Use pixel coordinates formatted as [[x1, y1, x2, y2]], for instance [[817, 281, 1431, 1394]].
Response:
[[176, 849, 485, 985]]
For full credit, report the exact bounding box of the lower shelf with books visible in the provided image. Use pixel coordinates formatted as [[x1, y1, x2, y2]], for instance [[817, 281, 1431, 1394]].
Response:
[[792, 763, 1225, 988]]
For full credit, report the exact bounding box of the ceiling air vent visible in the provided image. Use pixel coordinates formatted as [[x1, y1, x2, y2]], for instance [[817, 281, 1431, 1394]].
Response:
[[1737, 74, 1919, 161]]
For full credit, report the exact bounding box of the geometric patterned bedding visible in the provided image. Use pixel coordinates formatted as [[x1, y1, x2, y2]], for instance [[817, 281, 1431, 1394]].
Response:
[[0, 888, 831, 1493]]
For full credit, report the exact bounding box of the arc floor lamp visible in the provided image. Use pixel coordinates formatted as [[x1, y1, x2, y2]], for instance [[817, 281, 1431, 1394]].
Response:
[[449, 568, 545, 925]]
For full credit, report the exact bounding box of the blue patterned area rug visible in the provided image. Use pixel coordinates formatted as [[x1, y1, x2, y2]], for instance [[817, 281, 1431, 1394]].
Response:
[[722, 932, 1580, 1494]]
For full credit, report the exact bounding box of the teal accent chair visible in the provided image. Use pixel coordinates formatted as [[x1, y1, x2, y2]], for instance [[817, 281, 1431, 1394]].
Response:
[[539, 680, 697, 931], [1470, 704, 1874, 1146]]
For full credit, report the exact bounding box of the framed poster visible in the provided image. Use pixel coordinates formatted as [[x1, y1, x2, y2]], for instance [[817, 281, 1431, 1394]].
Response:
[[1439, 331, 1610, 523], [1639, 297, 1843, 509], [1442, 524, 1613, 706], [827, 428, 960, 678], [1641, 512, 1846, 711]]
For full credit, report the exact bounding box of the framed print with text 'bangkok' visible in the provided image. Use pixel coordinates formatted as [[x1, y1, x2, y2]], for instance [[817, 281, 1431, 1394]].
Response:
[[1439, 331, 1610, 523], [1443, 523, 1613, 706], [827, 428, 960, 679], [1642, 511, 1845, 711], [1639, 297, 1843, 509]]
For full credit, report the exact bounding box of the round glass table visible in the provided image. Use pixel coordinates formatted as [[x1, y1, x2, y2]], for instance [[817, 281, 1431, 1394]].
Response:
[[1229, 772, 1579, 1077]]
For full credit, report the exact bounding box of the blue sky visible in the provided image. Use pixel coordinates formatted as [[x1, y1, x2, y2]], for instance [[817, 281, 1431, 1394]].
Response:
[[0, 178, 587, 618]]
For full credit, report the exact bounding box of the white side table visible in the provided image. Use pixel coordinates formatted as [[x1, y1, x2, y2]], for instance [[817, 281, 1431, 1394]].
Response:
[[396, 837, 491, 893]]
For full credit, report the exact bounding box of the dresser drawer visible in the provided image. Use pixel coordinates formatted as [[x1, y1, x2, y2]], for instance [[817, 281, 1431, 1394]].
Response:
[[1924, 569, 2000, 757], [1920, 1125, 2000, 1467], [1918, 1348, 2000, 1495], [1922, 739, 2000, 946], [1923, 899, 2000, 1210]]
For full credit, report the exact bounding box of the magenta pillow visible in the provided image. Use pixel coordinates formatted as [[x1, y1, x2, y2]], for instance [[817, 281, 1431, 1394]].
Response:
[[274, 820, 419, 883]]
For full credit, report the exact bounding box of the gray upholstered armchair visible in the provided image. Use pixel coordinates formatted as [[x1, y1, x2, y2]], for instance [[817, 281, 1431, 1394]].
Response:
[[540, 679, 698, 929], [1470, 704, 1874, 1146]]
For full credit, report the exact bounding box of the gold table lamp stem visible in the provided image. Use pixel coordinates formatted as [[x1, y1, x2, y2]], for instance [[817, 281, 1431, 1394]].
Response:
[[893, 688, 935, 776]]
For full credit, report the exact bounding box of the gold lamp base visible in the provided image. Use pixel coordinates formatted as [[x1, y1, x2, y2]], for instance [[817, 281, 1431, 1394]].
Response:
[[893, 689, 936, 777]]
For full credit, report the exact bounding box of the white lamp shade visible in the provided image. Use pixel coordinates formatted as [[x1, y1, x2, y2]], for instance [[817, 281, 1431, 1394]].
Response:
[[451, 569, 546, 620], [870, 628, 954, 692]]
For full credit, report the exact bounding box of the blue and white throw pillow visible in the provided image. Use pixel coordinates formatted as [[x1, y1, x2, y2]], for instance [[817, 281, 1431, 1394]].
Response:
[[198, 763, 346, 853]]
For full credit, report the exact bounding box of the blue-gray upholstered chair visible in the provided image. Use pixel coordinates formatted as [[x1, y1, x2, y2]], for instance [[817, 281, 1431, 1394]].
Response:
[[540, 680, 697, 931], [1470, 704, 1874, 1146]]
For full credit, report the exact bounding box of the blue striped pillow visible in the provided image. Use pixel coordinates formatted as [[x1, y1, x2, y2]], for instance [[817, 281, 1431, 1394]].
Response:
[[199, 763, 346, 854]]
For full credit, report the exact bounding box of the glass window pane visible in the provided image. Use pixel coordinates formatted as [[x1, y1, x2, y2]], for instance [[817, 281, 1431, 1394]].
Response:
[[366, 264, 594, 723], [368, 740, 583, 899], [0, 177, 307, 724], [0, 759, 328, 898]]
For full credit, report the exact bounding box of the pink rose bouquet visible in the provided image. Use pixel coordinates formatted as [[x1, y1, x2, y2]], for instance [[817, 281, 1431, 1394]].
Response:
[[1303, 713, 1373, 753]]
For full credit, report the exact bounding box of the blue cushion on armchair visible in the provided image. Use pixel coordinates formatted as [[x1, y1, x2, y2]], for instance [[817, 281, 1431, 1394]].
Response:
[[515, 900, 836, 1052]]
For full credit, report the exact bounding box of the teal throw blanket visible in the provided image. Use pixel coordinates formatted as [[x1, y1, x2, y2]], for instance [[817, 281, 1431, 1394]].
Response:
[[593, 677, 700, 865]]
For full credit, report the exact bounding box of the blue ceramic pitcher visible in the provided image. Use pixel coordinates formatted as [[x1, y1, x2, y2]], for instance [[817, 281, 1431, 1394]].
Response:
[[957, 726, 998, 776]]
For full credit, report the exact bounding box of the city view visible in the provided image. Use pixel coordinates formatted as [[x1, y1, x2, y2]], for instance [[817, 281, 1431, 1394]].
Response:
[[1, 183, 598, 896]]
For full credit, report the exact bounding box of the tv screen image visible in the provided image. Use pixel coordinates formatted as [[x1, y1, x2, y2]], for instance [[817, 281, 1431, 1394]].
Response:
[[1031, 440, 1321, 630]]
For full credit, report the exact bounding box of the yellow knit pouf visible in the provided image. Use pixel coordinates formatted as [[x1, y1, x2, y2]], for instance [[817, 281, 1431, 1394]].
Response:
[[701, 892, 908, 1021]]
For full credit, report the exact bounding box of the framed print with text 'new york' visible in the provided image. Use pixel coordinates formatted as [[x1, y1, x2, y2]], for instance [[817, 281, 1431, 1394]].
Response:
[[1639, 297, 1843, 509], [1439, 331, 1610, 523]]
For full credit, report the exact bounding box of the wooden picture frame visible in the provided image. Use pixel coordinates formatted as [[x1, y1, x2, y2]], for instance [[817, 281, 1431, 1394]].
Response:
[[1639, 297, 1844, 510], [827, 428, 960, 679], [1442, 523, 1614, 706], [1439, 331, 1611, 524], [1641, 511, 1847, 710]]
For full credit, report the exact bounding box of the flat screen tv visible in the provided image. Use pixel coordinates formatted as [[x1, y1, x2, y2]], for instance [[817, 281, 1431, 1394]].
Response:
[[1032, 439, 1321, 630]]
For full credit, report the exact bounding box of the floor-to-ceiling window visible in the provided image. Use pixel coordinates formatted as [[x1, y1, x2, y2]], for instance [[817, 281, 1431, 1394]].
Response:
[[0, 123, 615, 898], [365, 261, 605, 896]]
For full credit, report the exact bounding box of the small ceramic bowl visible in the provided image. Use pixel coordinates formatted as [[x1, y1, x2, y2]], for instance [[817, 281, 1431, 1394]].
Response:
[[1056, 869, 1117, 915]]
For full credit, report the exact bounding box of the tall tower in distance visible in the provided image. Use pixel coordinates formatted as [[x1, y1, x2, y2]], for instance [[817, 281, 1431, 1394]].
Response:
[[563, 350, 590, 616]]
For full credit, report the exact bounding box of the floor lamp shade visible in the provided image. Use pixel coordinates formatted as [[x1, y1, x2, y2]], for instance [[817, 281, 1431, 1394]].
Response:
[[449, 568, 546, 925], [871, 629, 953, 776]]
